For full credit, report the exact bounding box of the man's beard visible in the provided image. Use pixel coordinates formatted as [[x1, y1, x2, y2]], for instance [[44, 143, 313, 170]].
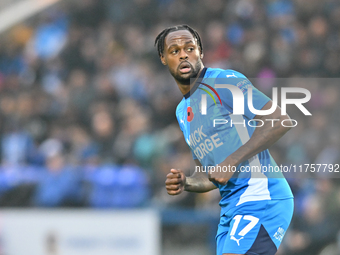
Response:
[[170, 60, 202, 85]]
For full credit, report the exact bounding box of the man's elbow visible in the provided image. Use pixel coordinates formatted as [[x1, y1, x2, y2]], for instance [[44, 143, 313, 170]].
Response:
[[279, 114, 293, 133], [265, 111, 292, 134]]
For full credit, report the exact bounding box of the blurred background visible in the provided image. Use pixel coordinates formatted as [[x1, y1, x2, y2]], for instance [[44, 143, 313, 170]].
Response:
[[0, 0, 340, 254]]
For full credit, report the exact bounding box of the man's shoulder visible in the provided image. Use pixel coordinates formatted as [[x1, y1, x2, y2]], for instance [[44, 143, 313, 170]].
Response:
[[175, 98, 186, 116], [205, 68, 251, 91], [206, 68, 247, 79]]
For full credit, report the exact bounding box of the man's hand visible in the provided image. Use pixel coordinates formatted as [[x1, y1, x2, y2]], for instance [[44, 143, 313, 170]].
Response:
[[165, 169, 186, 195], [208, 169, 232, 186], [208, 159, 237, 186], [208, 171, 228, 185]]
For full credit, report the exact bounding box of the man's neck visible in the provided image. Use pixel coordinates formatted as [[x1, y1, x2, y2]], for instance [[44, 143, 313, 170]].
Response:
[[176, 66, 205, 95]]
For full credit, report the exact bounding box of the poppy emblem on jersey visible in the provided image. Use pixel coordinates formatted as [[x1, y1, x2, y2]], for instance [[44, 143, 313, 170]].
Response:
[[187, 106, 194, 122], [198, 82, 223, 106]]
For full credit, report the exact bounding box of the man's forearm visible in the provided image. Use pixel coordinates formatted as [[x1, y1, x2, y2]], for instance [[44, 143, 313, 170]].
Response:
[[184, 175, 217, 193], [230, 115, 291, 166], [209, 104, 292, 185], [223, 114, 291, 169]]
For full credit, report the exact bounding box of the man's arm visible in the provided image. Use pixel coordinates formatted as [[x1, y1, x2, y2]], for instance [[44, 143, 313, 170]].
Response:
[[165, 159, 217, 195], [209, 101, 292, 185]]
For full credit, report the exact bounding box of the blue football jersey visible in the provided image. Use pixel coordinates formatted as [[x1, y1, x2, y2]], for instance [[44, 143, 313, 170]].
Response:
[[176, 67, 293, 215]]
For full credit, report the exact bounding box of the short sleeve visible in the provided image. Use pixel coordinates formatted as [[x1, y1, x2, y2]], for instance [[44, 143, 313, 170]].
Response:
[[214, 70, 271, 120], [176, 103, 198, 160]]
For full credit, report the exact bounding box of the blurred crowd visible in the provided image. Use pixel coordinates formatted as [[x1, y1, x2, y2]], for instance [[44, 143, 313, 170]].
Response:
[[0, 0, 340, 254]]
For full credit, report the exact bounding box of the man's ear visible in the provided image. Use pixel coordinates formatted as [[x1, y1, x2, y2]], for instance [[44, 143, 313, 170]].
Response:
[[160, 55, 167, 65], [200, 52, 204, 59]]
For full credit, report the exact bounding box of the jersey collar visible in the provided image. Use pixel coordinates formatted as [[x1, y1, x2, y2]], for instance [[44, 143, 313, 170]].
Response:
[[183, 67, 207, 99]]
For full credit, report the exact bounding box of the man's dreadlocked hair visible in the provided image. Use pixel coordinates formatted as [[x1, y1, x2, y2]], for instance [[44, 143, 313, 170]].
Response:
[[154, 25, 203, 57]]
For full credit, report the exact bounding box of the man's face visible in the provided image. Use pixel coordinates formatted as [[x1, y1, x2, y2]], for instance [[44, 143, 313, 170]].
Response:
[[161, 29, 203, 85]]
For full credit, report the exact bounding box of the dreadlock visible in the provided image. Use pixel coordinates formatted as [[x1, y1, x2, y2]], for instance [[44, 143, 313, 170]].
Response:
[[154, 25, 203, 57]]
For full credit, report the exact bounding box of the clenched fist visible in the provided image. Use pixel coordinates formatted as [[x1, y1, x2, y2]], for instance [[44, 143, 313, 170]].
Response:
[[165, 169, 186, 195]]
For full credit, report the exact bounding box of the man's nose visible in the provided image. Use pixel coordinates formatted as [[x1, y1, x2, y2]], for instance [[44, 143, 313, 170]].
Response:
[[179, 50, 188, 60]]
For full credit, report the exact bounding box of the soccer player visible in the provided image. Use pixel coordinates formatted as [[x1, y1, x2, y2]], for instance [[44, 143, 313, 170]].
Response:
[[155, 25, 294, 255]]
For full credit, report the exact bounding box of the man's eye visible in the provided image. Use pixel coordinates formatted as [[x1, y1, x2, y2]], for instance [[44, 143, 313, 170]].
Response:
[[171, 50, 178, 54], [187, 47, 194, 52]]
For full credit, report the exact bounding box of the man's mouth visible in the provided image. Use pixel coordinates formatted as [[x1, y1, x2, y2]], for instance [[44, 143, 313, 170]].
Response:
[[179, 62, 192, 74]]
